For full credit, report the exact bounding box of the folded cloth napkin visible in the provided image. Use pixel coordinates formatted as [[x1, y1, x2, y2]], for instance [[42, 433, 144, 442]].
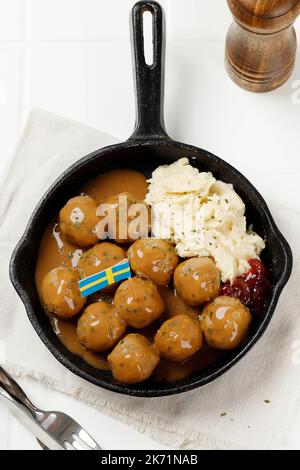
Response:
[[1, 109, 299, 450]]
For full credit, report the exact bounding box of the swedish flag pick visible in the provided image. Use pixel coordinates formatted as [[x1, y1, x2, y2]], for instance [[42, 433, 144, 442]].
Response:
[[78, 258, 131, 297]]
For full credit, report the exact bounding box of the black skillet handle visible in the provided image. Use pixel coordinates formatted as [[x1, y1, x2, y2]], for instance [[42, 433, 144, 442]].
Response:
[[129, 1, 169, 141]]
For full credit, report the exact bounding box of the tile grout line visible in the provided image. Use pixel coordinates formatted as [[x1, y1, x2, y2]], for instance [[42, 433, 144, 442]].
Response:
[[16, 0, 26, 132], [18, 0, 32, 130]]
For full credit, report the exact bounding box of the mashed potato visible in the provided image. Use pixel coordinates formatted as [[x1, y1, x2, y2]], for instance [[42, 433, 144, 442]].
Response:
[[145, 158, 265, 282]]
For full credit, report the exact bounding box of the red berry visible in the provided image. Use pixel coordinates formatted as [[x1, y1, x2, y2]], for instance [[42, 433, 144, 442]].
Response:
[[248, 258, 270, 280], [251, 277, 271, 312], [231, 278, 251, 306], [220, 259, 271, 314], [220, 279, 251, 307], [240, 271, 258, 290], [220, 283, 233, 297], [220, 259, 271, 313]]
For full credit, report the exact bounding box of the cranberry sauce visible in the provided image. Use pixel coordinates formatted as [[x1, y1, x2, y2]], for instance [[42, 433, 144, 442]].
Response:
[[220, 259, 271, 313]]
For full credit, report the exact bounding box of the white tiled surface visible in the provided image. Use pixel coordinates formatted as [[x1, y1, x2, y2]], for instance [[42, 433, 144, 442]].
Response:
[[0, 0, 233, 173], [1, 0, 300, 450], [28, 0, 142, 41], [0, 0, 24, 41], [25, 42, 134, 138]]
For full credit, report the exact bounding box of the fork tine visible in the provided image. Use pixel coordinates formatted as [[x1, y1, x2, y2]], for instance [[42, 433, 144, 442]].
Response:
[[63, 440, 78, 451], [72, 433, 93, 451], [70, 439, 85, 451], [74, 428, 102, 450], [36, 438, 49, 450]]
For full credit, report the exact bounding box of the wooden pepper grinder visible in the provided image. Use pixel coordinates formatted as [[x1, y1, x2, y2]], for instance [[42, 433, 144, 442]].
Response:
[[225, 0, 300, 92]]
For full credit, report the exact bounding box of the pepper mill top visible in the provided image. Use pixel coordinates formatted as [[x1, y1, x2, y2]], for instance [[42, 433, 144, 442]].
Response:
[[227, 0, 300, 33]]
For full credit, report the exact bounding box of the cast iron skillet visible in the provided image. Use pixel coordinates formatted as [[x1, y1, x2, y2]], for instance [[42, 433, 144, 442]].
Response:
[[10, 1, 292, 397]]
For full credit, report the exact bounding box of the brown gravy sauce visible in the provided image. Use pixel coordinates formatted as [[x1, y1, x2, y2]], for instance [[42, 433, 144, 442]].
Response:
[[81, 169, 148, 204], [35, 169, 221, 383]]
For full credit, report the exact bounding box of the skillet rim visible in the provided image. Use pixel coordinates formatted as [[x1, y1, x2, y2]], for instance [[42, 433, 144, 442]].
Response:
[[9, 138, 293, 397]]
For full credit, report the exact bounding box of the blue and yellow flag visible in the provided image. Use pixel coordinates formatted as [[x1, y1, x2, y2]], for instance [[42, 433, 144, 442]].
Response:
[[78, 258, 131, 297]]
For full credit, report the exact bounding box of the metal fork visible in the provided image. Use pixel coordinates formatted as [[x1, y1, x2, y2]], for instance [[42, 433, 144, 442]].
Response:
[[0, 366, 101, 450]]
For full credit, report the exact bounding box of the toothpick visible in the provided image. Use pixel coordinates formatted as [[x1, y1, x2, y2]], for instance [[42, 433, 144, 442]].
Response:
[[128, 276, 137, 300]]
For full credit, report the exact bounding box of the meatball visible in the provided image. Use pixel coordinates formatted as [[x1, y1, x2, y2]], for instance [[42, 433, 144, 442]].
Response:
[[78, 242, 126, 292], [108, 334, 160, 384], [201, 296, 252, 350], [59, 196, 99, 247], [174, 257, 220, 306], [77, 302, 126, 352], [154, 314, 203, 362], [114, 277, 164, 329], [41, 267, 86, 319], [128, 238, 179, 286], [158, 286, 200, 321], [96, 192, 150, 243]]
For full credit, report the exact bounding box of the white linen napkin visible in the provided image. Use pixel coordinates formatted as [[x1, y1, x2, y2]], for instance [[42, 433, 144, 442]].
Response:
[[1, 108, 299, 450]]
